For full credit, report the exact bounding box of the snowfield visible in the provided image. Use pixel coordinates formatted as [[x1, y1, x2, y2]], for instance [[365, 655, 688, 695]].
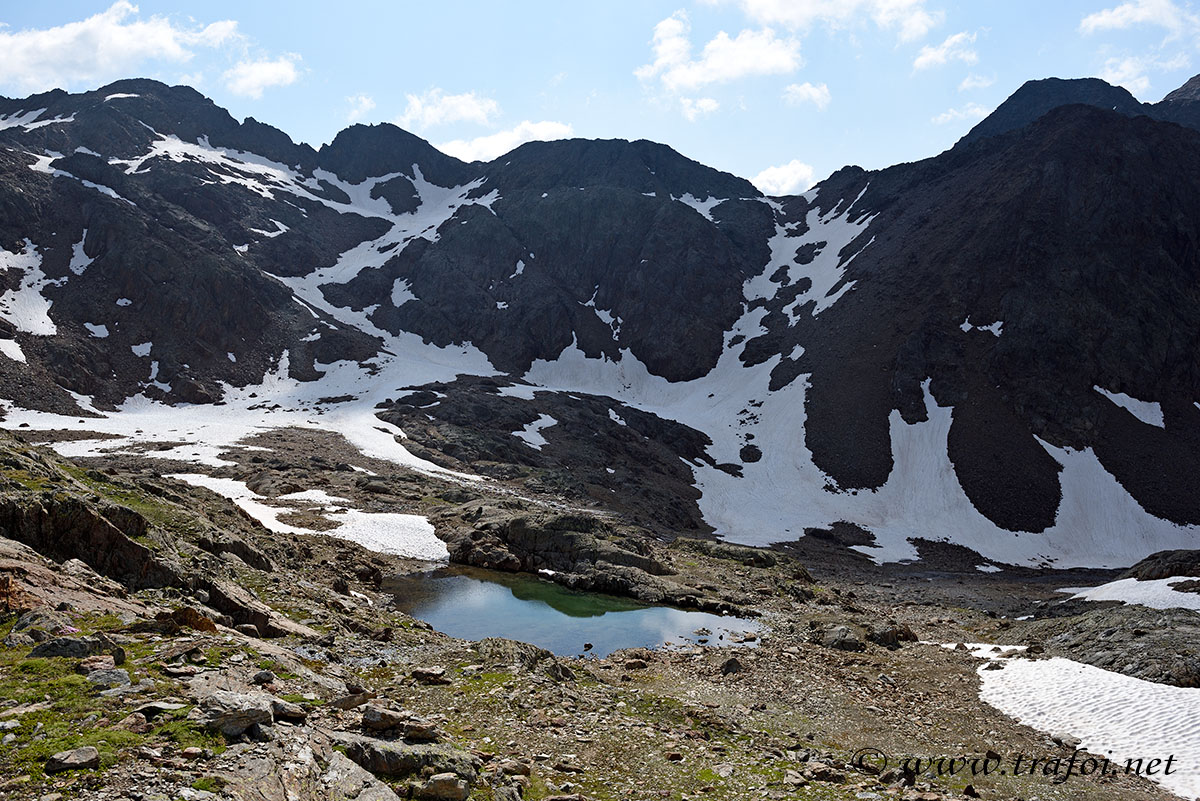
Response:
[[956, 644, 1200, 800], [0, 164, 1195, 571], [1062, 577, 1200, 612]]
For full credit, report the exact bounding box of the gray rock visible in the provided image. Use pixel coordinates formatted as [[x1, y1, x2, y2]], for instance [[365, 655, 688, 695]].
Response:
[[336, 733, 479, 783], [86, 668, 131, 688], [195, 691, 274, 737], [323, 750, 403, 801], [416, 772, 468, 801], [269, 697, 307, 722], [362, 704, 406, 732], [819, 625, 866, 652], [45, 745, 100, 773], [252, 669, 275, 684], [28, 637, 100, 659]]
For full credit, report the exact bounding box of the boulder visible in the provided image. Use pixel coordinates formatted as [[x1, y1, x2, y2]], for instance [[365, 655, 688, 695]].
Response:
[[337, 733, 479, 783], [195, 690, 274, 737], [416, 773, 469, 801], [45, 745, 100, 773]]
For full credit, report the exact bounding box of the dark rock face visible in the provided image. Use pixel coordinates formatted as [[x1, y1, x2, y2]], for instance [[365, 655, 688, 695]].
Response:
[[789, 105, 1200, 529], [2, 74, 1200, 551], [375, 376, 715, 532]]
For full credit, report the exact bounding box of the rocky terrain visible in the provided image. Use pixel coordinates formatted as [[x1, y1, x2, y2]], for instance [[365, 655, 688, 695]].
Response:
[[1, 427, 1194, 801], [3, 70, 1200, 801]]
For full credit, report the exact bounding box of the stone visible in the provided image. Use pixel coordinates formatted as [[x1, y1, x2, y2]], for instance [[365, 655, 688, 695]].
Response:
[[45, 746, 100, 773], [720, 656, 745, 675], [362, 704, 406, 732], [623, 659, 648, 670], [195, 691, 273, 737], [269, 697, 307, 722], [181, 747, 204, 760], [28, 637, 99, 659], [86, 668, 131, 688], [329, 692, 372, 710], [337, 733, 479, 783], [411, 666, 450, 685], [820, 626, 866, 652], [114, 712, 151, 733], [252, 670, 275, 684], [416, 772, 469, 801], [76, 654, 116, 674], [235, 623, 261, 637], [323, 751, 404, 801]]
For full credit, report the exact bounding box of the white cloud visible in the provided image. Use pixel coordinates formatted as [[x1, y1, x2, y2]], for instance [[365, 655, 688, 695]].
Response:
[[913, 31, 978, 71], [931, 101, 991, 124], [436, 120, 574, 163], [635, 10, 802, 93], [1098, 52, 1190, 96], [346, 93, 376, 123], [730, 0, 944, 42], [783, 81, 831, 109], [0, 1, 238, 94], [958, 73, 995, 91], [751, 159, 817, 194], [223, 54, 300, 98], [680, 97, 721, 120], [397, 89, 500, 130], [1080, 0, 1195, 35]]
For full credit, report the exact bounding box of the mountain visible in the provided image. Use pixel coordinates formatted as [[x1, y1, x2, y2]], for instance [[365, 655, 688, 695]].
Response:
[[2, 75, 1199, 569], [958, 74, 1200, 145]]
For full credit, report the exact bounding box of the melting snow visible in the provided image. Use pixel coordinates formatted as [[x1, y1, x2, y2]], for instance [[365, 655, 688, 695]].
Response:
[[513, 414, 557, 450], [744, 185, 875, 318], [674, 193, 723, 221], [0, 109, 75, 131], [104, 93, 139, 101], [952, 644, 1200, 801], [1062, 577, 1200, 612], [0, 240, 58, 335], [84, 323, 109, 338], [509, 260, 525, 279], [960, 317, 1003, 336], [68, 231, 92, 275], [0, 339, 26, 363], [116, 298, 132, 307], [167, 473, 446, 560], [1094, 387, 1164, 428], [391, 279, 416, 307], [130, 342, 152, 357]]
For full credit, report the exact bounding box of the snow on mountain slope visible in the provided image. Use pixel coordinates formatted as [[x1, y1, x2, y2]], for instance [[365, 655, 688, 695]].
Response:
[[1, 78, 1199, 570]]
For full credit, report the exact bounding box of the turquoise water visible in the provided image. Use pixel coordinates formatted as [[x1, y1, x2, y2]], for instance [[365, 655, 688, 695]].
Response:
[[386, 567, 762, 658]]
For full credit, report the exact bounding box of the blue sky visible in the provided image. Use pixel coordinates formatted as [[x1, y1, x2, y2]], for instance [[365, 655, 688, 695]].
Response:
[[2, 1, 1198, 193]]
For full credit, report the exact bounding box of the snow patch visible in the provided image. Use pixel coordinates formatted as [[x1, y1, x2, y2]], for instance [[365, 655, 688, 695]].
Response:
[[513, 414, 557, 450], [1062, 577, 1200, 612], [68, 231, 93, 275], [84, 323, 109, 338], [0, 240, 58, 335], [130, 342, 152, 357], [960, 647, 1200, 801], [0, 339, 26, 363], [674, 193, 723, 221], [391, 279, 416, 307], [1094, 386, 1164, 428], [960, 317, 1003, 336], [509, 260, 525, 279]]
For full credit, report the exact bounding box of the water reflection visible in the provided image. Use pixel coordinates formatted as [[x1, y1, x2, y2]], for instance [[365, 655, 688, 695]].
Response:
[[386, 566, 762, 658]]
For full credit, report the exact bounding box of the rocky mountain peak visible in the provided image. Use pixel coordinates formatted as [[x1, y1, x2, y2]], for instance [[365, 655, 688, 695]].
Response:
[[958, 76, 1144, 146], [1163, 73, 1200, 104]]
